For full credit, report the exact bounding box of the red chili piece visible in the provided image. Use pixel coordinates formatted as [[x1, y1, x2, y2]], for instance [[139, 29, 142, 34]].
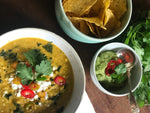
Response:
[[107, 60, 117, 67], [105, 59, 122, 76], [21, 83, 30, 89], [54, 76, 66, 85], [21, 89, 35, 98], [105, 66, 115, 76], [116, 58, 122, 65]]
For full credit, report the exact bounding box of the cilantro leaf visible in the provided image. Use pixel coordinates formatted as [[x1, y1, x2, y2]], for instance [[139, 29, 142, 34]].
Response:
[[24, 49, 47, 66], [16, 64, 33, 81], [111, 73, 127, 84], [21, 79, 32, 85], [123, 11, 150, 107], [115, 63, 127, 75], [42, 42, 53, 53], [35, 60, 52, 75], [143, 45, 150, 62], [37, 76, 47, 81]]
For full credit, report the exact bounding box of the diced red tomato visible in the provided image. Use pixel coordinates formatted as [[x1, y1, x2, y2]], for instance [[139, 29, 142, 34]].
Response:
[[54, 76, 66, 85], [29, 82, 40, 91], [37, 91, 46, 98], [21, 89, 35, 98], [11, 62, 18, 69], [13, 77, 21, 85]]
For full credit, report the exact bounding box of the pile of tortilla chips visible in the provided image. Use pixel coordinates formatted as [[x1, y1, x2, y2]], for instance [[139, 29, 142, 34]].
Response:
[[63, 0, 127, 38]]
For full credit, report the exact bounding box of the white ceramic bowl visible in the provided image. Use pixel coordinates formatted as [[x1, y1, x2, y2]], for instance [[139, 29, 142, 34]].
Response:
[[90, 43, 142, 96], [0, 28, 85, 113], [55, 0, 132, 43]]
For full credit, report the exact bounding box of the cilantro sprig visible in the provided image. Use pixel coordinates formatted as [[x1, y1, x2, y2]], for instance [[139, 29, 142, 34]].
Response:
[[16, 49, 52, 85], [111, 63, 127, 84], [24, 49, 47, 66], [123, 11, 150, 107]]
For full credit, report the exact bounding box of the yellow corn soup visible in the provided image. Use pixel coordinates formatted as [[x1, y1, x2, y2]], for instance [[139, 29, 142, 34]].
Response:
[[0, 38, 74, 113]]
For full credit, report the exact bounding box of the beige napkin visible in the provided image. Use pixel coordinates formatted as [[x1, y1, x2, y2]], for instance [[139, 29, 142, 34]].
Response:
[[75, 91, 96, 113]]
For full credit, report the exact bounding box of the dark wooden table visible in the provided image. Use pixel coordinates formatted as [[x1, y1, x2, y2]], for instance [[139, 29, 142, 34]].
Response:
[[0, 0, 150, 113]]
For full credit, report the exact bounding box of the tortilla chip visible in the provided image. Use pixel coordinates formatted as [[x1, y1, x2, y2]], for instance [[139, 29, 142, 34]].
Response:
[[70, 17, 106, 30], [95, 26, 101, 38], [79, 21, 90, 35], [68, 17, 80, 30], [109, 0, 127, 19], [87, 22, 97, 36], [69, 17, 90, 35], [100, 9, 121, 37], [63, 0, 97, 16]]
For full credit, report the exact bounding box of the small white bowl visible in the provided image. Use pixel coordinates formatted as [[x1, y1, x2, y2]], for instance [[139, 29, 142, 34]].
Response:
[[55, 0, 132, 43], [0, 28, 85, 113], [90, 42, 142, 96]]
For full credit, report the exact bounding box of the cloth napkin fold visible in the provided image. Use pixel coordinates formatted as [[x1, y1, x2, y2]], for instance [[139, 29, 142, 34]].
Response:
[[75, 91, 96, 113]]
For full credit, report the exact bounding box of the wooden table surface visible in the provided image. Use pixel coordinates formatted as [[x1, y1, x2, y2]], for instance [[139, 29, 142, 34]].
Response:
[[0, 0, 150, 113]]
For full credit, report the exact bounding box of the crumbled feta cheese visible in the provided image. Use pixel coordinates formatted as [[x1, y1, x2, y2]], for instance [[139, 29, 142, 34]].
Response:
[[17, 92, 21, 97], [37, 81, 51, 92], [30, 95, 39, 101], [45, 92, 48, 100], [8, 78, 14, 83], [50, 72, 53, 77], [39, 102, 42, 106]]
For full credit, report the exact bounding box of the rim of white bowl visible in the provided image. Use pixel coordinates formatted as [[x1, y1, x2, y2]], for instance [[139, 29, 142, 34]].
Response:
[[92, 42, 142, 97], [0, 27, 86, 113], [59, 0, 133, 43]]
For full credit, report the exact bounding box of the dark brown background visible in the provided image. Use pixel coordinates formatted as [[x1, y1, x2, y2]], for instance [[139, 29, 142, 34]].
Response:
[[0, 0, 150, 113]]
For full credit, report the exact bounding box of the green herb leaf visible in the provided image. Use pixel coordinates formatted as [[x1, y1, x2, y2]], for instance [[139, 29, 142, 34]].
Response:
[[16, 64, 33, 85], [4, 93, 12, 100], [123, 11, 150, 107], [37, 76, 47, 81], [111, 73, 126, 84], [0, 49, 17, 62], [24, 49, 47, 66], [42, 42, 53, 53], [13, 103, 24, 113], [35, 60, 52, 75], [37, 42, 42, 46], [143, 45, 150, 62], [115, 63, 127, 74]]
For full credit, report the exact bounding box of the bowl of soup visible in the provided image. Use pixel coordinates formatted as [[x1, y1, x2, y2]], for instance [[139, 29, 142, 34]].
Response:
[[0, 28, 85, 113]]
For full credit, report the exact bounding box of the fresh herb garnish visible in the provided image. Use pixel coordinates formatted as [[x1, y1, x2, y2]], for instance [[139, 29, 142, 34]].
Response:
[[48, 93, 60, 101], [24, 49, 47, 67], [37, 42, 42, 46], [123, 11, 150, 107], [57, 65, 62, 72], [13, 103, 23, 113], [35, 60, 53, 75], [16, 49, 52, 85], [115, 63, 127, 75], [4, 93, 12, 100], [16, 64, 33, 85], [0, 79, 2, 83], [36, 76, 47, 81], [42, 42, 53, 53], [0, 49, 17, 62]]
